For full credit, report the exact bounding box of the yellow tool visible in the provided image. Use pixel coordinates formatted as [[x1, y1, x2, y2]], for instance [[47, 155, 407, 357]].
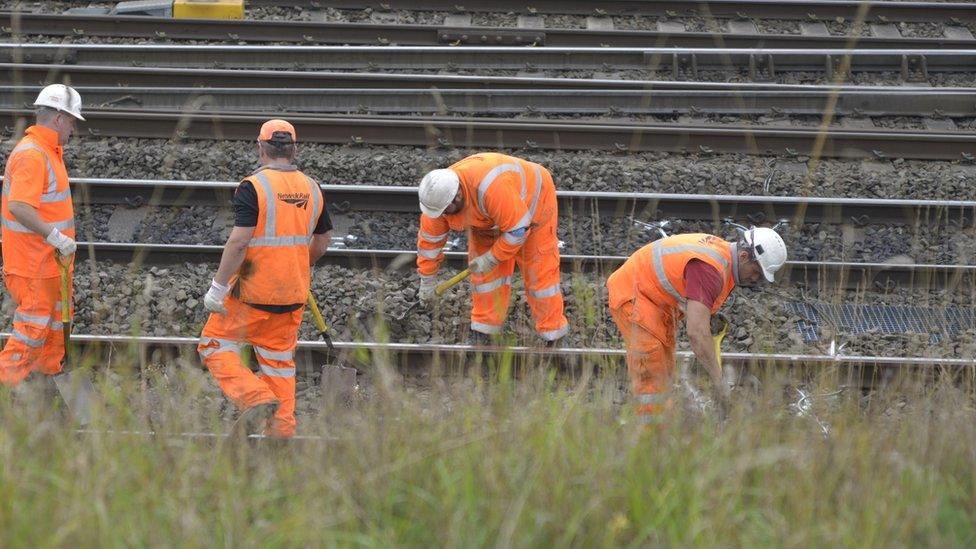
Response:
[[306, 292, 335, 352], [711, 313, 729, 367], [52, 252, 95, 425], [435, 268, 471, 295], [173, 0, 244, 19]]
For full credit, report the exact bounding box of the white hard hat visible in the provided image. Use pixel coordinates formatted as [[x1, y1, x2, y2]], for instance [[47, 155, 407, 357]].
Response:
[[744, 227, 787, 282], [418, 168, 460, 218], [33, 84, 84, 121]]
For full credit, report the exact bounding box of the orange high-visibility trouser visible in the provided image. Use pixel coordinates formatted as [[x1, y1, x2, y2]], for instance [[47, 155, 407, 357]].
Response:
[[609, 298, 677, 424], [198, 295, 302, 437], [0, 274, 71, 385], [468, 205, 568, 340]]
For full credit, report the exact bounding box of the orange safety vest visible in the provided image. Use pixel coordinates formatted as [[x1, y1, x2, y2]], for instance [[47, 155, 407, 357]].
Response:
[[234, 166, 322, 305], [416, 152, 555, 274], [1, 126, 74, 278], [608, 233, 737, 315]]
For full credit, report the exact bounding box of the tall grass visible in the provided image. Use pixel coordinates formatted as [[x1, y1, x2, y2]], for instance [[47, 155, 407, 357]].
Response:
[[0, 359, 972, 547]]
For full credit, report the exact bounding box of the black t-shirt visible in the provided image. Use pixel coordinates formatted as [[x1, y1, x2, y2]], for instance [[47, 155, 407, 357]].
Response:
[[231, 178, 334, 314]]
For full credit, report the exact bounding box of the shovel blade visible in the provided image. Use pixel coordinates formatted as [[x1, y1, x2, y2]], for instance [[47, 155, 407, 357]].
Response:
[[53, 370, 95, 425]]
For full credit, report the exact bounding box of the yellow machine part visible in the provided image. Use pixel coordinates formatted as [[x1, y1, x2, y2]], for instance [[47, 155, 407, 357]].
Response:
[[173, 0, 244, 19]]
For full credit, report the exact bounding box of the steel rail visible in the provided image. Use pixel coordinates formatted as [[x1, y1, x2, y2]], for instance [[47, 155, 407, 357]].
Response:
[[2, 63, 957, 90], [4, 85, 973, 117], [70, 178, 976, 226], [1, 12, 973, 49], [1, 333, 972, 370], [3, 108, 973, 161], [9, 241, 970, 290], [2, 44, 974, 77], [246, 1, 976, 23]]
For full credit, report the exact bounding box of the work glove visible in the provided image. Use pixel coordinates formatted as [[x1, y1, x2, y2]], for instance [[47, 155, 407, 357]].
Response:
[[45, 227, 76, 256], [418, 275, 438, 302], [469, 251, 499, 274], [204, 279, 230, 314]]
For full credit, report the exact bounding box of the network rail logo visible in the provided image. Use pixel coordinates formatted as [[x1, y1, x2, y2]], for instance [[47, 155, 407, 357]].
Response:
[[278, 192, 309, 209]]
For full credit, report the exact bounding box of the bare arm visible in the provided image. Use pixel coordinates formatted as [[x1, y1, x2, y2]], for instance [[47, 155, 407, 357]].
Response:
[[309, 231, 331, 265], [214, 226, 255, 285], [685, 300, 723, 386], [8, 201, 55, 236]]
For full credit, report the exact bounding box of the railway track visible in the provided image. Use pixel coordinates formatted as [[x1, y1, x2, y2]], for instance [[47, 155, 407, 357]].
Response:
[[70, 178, 976, 226], [5, 63, 961, 90], [2, 333, 972, 372], [1, 45, 971, 81], [3, 85, 972, 118], [2, 12, 974, 49], [3, 108, 973, 160], [13, 241, 970, 291], [245, 0, 976, 23]]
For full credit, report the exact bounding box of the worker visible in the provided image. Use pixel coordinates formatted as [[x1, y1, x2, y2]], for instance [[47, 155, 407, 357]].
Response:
[[0, 84, 84, 386], [606, 229, 787, 426], [197, 119, 332, 438], [416, 152, 568, 345]]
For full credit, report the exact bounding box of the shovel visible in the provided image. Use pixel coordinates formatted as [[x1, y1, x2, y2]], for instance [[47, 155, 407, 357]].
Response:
[[52, 251, 95, 425], [396, 268, 472, 321], [307, 291, 357, 405]]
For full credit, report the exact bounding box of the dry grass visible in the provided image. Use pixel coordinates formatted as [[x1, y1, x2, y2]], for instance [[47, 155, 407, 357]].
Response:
[[0, 358, 972, 547]]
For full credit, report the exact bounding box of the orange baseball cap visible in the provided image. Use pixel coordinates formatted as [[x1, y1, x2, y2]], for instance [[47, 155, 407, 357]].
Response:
[[258, 119, 296, 143]]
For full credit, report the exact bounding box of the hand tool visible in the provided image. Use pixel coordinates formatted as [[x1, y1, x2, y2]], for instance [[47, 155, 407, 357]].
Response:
[[306, 292, 335, 352], [52, 251, 96, 425]]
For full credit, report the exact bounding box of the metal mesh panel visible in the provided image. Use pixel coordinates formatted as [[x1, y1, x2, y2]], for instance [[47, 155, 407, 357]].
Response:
[[783, 302, 975, 343]]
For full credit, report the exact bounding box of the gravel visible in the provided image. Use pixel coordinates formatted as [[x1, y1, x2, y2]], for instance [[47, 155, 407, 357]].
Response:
[[0, 258, 971, 358], [25, 137, 975, 201], [81, 204, 976, 265]]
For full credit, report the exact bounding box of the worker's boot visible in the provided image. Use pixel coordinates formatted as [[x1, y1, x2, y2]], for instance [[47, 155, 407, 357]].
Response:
[[230, 400, 279, 440]]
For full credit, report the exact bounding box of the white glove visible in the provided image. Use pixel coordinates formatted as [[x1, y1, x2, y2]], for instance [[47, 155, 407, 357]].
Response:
[[45, 227, 76, 256], [469, 252, 499, 274], [204, 279, 230, 314], [418, 275, 438, 302]]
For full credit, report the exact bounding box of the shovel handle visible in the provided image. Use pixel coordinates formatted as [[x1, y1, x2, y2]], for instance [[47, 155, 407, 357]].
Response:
[[306, 292, 336, 352], [435, 268, 471, 296], [55, 251, 70, 324], [712, 316, 729, 368]]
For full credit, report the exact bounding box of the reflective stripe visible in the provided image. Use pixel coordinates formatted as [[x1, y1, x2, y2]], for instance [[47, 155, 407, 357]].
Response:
[[476, 163, 524, 218], [50, 321, 63, 330], [198, 336, 241, 358], [419, 229, 448, 244], [306, 175, 321, 238], [259, 364, 295, 378], [730, 243, 742, 286], [249, 235, 311, 247], [530, 283, 561, 299], [252, 171, 276, 239], [471, 321, 502, 334], [417, 247, 443, 259], [651, 242, 731, 303], [254, 345, 295, 361], [638, 393, 668, 405], [40, 188, 71, 203], [472, 276, 511, 294], [3, 144, 58, 198], [1, 217, 74, 233], [14, 311, 51, 327], [538, 323, 569, 341], [12, 328, 45, 348]]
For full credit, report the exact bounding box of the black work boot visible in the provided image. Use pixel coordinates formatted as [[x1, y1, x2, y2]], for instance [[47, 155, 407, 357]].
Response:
[[230, 401, 279, 440]]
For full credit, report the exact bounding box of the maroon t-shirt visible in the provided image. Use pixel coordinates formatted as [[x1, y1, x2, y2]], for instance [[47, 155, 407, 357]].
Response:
[[683, 259, 724, 308]]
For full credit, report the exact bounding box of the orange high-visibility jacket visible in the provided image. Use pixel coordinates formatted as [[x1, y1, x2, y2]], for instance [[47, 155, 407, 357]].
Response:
[[234, 167, 323, 305], [417, 152, 554, 275], [607, 233, 737, 315], [1, 126, 74, 278]]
